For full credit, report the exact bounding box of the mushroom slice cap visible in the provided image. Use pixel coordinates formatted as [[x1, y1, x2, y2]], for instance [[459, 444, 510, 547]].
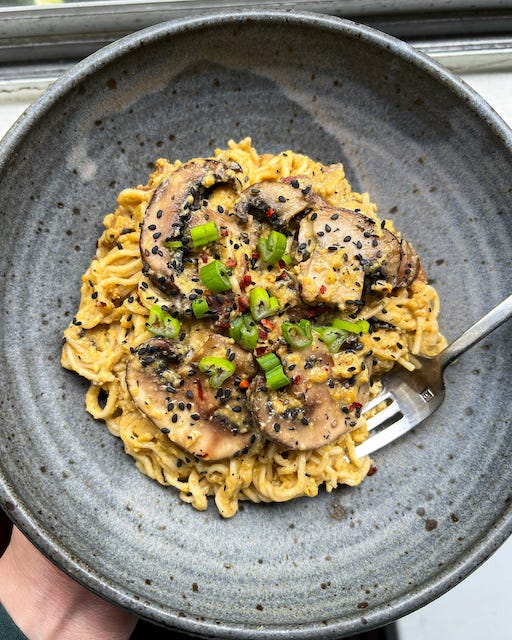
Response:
[[296, 202, 421, 310], [126, 337, 257, 461], [140, 158, 242, 296], [234, 180, 311, 227], [248, 343, 365, 450]]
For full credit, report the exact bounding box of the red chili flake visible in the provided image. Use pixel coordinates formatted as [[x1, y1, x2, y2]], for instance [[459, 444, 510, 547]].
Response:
[[367, 465, 378, 476], [265, 207, 275, 218], [255, 347, 267, 357], [239, 379, 250, 390], [304, 307, 321, 319], [95, 300, 107, 307], [258, 328, 268, 341], [260, 318, 274, 332], [195, 378, 204, 401], [240, 274, 252, 289], [349, 401, 363, 412], [252, 251, 260, 260], [293, 375, 302, 385], [225, 258, 237, 267], [200, 253, 208, 263], [319, 284, 327, 294], [276, 270, 287, 281], [220, 229, 229, 237]]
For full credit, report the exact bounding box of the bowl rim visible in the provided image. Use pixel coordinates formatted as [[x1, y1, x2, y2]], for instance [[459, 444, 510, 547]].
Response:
[[0, 8, 511, 638]]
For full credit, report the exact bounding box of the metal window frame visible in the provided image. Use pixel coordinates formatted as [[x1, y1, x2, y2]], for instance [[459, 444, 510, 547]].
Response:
[[0, 0, 511, 89]]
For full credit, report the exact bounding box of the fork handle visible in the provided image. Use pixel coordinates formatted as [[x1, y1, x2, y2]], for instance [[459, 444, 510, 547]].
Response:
[[440, 293, 512, 370]]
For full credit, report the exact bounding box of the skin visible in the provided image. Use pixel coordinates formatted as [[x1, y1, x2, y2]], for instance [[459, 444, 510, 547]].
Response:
[[0, 525, 137, 640]]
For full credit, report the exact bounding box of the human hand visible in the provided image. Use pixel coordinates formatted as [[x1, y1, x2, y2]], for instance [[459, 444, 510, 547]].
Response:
[[0, 522, 137, 640]]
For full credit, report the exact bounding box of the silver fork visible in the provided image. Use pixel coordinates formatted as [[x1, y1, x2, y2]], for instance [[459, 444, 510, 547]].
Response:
[[355, 293, 512, 458]]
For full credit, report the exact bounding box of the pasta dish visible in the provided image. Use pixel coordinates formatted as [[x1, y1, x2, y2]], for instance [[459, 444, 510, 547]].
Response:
[[61, 138, 446, 517]]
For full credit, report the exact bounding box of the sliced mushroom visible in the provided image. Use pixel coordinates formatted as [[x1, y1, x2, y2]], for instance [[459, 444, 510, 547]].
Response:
[[234, 180, 311, 227], [295, 202, 421, 309], [248, 342, 369, 450], [233, 179, 421, 310], [140, 158, 242, 311], [126, 336, 258, 461]]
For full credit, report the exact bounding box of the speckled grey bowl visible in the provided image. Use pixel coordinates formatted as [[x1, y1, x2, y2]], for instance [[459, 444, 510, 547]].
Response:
[[0, 9, 511, 639]]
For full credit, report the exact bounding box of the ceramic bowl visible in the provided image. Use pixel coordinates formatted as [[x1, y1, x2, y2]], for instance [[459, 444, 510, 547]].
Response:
[[0, 9, 511, 638]]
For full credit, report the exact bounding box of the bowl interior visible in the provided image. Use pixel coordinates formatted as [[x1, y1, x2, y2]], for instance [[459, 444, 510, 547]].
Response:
[[0, 11, 511, 638]]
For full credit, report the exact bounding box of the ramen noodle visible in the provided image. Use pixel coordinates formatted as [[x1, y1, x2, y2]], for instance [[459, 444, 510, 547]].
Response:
[[61, 138, 446, 518]]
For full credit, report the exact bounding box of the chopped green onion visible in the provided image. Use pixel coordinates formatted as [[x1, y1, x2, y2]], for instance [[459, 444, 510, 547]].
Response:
[[198, 356, 236, 388], [314, 326, 348, 354], [332, 318, 370, 334], [164, 239, 183, 249], [199, 260, 232, 293], [265, 365, 290, 390], [281, 319, 313, 349], [190, 221, 220, 248], [229, 314, 258, 350], [256, 353, 289, 390], [258, 230, 287, 264], [191, 297, 210, 319], [256, 352, 281, 373], [146, 304, 181, 339], [280, 252, 292, 266], [249, 287, 280, 321]]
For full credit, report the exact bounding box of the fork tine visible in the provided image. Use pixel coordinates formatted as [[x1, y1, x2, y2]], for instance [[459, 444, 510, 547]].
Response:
[[355, 414, 414, 458], [362, 390, 393, 415], [365, 399, 402, 432]]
